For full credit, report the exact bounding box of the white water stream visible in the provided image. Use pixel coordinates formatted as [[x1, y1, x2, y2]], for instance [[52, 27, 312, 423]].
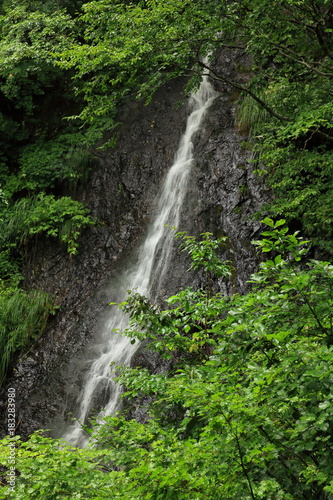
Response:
[[63, 75, 218, 447]]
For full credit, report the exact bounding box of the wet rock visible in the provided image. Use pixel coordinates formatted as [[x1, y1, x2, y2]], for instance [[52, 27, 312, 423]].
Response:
[[0, 49, 269, 438]]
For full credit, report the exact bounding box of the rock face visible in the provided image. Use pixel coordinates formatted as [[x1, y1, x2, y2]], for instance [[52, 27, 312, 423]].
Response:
[[0, 50, 268, 439]]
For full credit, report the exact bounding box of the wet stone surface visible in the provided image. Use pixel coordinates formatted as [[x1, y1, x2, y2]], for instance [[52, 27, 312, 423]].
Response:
[[0, 50, 269, 439]]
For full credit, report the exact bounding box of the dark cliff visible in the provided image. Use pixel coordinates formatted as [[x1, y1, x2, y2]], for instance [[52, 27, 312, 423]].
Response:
[[0, 50, 268, 439]]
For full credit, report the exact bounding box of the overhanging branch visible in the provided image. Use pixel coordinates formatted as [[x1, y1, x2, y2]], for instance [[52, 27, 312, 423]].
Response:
[[198, 61, 292, 122]]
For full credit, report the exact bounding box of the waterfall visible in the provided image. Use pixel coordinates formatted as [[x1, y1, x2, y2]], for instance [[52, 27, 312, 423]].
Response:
[[62, 75, 218, 448]]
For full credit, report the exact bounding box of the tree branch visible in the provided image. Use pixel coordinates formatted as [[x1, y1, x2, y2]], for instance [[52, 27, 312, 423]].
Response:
[[274, 47, 333, 78], [309, 128, 333, 143], [198, 61, 292, 122], [235, 430, 257, 500]]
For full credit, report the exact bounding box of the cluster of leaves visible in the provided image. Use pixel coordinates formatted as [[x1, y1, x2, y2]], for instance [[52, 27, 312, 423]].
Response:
[[229, 1, 333, 251], [1, 223, 333, 499], [1, 194, 94, 256], [55, 0, 333, 128], [0, 2, 84, 169], [0, 189, 93, 384]]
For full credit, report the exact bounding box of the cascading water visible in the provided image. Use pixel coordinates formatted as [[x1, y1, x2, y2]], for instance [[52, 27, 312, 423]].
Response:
[[62, 75, 218, 448]]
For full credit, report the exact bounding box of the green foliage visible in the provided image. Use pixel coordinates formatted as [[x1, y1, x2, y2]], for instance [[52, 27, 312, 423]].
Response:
[[118, 286, 228, 363], [1, 194, 94, 255], [90, 225, 333, 498], [55, 0, 226, 123], [247, 77, 333, 252], [252, 217, 310, 260], [0, 250, 22, 304], [14, 139, 93, 192], [235, 93, 270, 135], [0, 432, 114, 499], [0, 3, 78, 146], [53, 0, 333, 127], [0, 288, 56, 384], [118, 232, 230, 361], [0, 1, 95, 192], [0, 0, 96, 261], [175, 231, 230, 280], [0, 0, 97, 391], [256, 135, 333, 252], [0, 0, 332, 494], [2, 224, 333, 499]]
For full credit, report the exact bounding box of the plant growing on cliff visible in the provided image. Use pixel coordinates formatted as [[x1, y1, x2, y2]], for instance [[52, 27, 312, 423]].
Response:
[[1, 222, 333, 499], [0, 193, 93, 382], [1, 194, 94, 255], [0, 289, 56, 384]]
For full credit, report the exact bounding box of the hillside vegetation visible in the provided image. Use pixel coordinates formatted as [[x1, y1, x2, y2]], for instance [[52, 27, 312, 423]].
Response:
[[0, 0, 333, 498]]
